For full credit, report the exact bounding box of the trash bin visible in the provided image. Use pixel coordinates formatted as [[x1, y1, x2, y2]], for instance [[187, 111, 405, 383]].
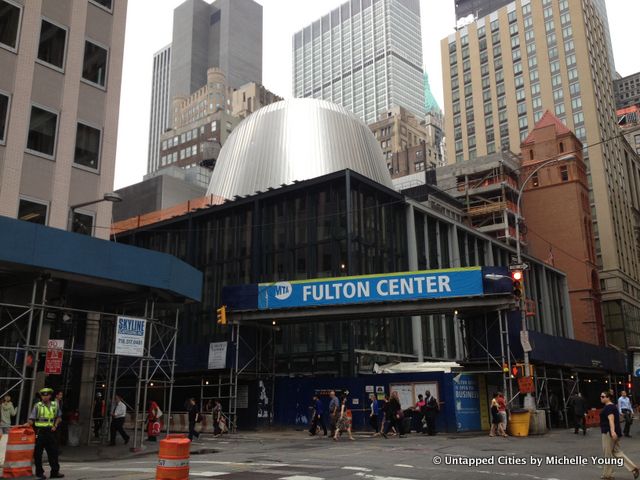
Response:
[[528, 409, 547, 435], [67, 423, 81, 447], [509, 409, 531, 437]]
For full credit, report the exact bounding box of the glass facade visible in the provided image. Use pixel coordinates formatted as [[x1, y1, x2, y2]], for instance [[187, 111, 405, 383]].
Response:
[[118, 170, 571, 376], [293, 0, 425, 123]]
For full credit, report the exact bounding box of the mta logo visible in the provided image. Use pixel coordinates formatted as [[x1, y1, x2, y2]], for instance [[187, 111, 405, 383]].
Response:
[[274, 282, 292, 300]]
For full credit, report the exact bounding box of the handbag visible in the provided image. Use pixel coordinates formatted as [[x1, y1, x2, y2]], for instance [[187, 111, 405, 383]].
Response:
[[151, 421, 161, 435]]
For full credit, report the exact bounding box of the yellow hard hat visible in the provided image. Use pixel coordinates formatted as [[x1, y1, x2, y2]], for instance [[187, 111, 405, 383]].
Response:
[[39, 387, 54, 395]]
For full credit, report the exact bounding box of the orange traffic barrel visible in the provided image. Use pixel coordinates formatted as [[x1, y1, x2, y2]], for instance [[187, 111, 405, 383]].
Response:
[[156, 434, 191, 480], [2, 427, 35, 478]]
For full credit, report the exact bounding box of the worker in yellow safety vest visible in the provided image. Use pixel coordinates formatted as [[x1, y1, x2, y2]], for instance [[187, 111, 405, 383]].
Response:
[[24, 387, 64, 479]]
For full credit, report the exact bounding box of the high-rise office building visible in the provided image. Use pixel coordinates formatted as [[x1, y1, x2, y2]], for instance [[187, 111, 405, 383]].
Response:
[[292, 0, 425, 124], [147, 0, 262, 174], [441, 0, 640, 351], [454, 0, 615, 78], [169, 0, 262, 102], [148, 44, 171, 174], [0, 0, 127, 239]]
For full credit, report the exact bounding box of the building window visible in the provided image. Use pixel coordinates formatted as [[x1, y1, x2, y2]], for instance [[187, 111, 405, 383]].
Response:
[[18, 197, 47, 225], [71, 211, 94, 236], [89, 0, 112, 10], [0, 91, 8, 143], [532, 173, 539, 187], [560, 166, 569, 182], [74, 122, 101, 170], [82, 40, 107, 87], [26, 105, 58, 157], [211, 121, 217, 132], [37, 19, 67, 70], [0, 0, 21, 51]]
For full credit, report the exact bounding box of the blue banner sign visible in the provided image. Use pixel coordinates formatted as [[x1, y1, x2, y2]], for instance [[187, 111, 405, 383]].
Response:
[[257, 267, 484, 310], [453, 373, 481, 432]]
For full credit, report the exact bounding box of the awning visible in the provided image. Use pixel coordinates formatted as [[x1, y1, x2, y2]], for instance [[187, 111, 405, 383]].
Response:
[[0, 216, 202, 302]]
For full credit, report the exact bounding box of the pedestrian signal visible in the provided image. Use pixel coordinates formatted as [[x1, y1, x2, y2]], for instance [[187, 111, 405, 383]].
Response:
[[216, 305, 227, 325], [512, 270, 524, 299]]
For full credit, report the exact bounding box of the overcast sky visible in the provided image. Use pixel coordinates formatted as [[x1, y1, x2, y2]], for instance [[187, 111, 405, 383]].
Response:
[[113, 0, 640, 189]]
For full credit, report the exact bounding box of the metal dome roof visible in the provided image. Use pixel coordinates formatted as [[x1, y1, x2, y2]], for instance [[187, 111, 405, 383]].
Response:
[[206, 98, 394, 199]]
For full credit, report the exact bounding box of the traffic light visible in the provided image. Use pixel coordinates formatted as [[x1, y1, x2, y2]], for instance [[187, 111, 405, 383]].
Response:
[[512, 270, 524, 299], [216, 305, 227, 325]]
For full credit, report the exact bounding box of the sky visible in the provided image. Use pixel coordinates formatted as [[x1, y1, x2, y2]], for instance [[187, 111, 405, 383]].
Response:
[[113, 0, 640, 189]]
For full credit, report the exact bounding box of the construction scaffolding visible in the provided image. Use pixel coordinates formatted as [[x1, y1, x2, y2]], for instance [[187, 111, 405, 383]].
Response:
[[0, 275, 181, 449]]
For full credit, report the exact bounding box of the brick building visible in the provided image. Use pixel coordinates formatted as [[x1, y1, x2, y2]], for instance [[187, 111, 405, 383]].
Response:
[[520, 111, 604, 345]]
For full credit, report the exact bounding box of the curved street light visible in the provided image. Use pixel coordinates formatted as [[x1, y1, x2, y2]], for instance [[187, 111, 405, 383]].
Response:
[[515, 153, 575, 409]]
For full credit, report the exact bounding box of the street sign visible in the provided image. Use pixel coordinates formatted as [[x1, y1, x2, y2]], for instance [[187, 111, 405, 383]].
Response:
[[45, 339, 64, 375], [520, 331, 533, 353], [518, 377, 535, 394], [509, 263, 529, 271], [208, 341, 228, 369]]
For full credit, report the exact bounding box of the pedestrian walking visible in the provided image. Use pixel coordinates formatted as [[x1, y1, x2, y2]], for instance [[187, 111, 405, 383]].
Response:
[[212, 399, 223, 436], [497, 392, 508, 436], [92, 392, 106, 439], [333, 393, 354, 441], [382, 391, 404, 438], [24, 387, 64, 479], [0, 394, 17, 434], [415, 394, 426, 433], [109, 393, 130, 446], [308, 395, 327, 436], [569, 391, 587, 435], [187, 398, 201, 441], [489, 393, 506, 437], [600, 390, 639, 480], [369, 393, 380, 436], [146, 400, 162, 441], [619, 390, 634, 438], [423, 390, 439, 436], [328, 390, 340, 438]]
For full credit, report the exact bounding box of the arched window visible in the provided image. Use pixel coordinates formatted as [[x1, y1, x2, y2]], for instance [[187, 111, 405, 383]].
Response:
[[559, 141, 564, 153]]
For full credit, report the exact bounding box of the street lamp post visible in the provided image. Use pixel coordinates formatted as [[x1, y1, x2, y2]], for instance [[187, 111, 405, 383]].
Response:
[[515, 154, 574, 409], [68, 192, 122, 233]]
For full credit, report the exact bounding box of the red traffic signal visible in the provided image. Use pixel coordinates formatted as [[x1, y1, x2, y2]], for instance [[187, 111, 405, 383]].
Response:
[[512, 270, 524, 298], [512, 366, 519, 377]]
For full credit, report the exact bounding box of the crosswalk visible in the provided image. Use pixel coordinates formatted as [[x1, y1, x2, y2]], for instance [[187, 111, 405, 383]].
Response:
[[62, 460, 419, 480]]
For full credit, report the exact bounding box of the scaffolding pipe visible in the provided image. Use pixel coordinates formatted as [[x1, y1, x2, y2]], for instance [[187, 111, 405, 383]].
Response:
[[132, 301, 149, 450], [140, 300, 156, 446], [27, 280, 49, 411], [17, 279, 38, 423], [165, 309, 179, 434]]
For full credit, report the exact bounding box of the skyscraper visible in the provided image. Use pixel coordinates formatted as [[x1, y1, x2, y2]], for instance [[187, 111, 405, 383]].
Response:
[[441, 0, 640, 351], [147, 0, 263, 174], [169, 0, 262, 102], [454, 0, 615, 78], [292, 0, 425, 124], [0, 0, 127, 239], [148, 44, 171, 174]]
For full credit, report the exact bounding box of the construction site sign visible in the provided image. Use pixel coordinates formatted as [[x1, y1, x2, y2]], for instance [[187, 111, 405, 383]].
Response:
[[115, 316, 147, 357], [45, 339, 64, 375]]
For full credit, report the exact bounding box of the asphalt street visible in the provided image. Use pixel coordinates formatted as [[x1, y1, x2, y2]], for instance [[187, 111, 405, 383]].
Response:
[[40, 428, 640, 480]]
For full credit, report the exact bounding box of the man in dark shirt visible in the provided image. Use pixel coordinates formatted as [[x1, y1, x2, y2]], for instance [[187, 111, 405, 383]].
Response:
[[570, 392, 587, 435], [423, 390, 439, 436], [600, 390, 639, 479], [187, 398, 200, 441], [308, 395, 326, 436]]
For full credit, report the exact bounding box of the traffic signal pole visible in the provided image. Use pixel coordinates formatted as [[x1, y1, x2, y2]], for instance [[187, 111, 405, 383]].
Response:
[[514, 156, 570, 410]]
